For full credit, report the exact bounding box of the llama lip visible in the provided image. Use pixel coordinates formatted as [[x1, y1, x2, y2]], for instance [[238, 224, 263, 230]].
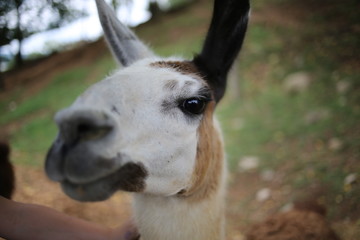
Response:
[[61, 173, 118, 202], [61, 162, 148, 202], [46, 133, 124, 184]]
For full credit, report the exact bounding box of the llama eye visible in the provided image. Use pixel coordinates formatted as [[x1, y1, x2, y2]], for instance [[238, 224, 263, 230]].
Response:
[[181, 98, 206, 115]]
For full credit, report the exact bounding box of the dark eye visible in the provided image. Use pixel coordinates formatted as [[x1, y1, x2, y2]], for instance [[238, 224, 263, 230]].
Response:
[[181, 98, 206, 115]]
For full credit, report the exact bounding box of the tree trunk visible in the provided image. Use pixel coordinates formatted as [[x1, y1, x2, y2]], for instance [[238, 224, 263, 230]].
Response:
[[15, 39, 23, 67], [149, 1, 162, 20], [0, 73, 4, 91], [15, 1, 23, 67]]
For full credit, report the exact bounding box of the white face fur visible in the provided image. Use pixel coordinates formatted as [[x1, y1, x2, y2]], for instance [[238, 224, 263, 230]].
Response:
[[46, 57, 213, 201]]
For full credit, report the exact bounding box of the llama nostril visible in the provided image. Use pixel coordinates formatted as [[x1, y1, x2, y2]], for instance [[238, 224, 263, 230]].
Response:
[[56, 109, 115, 144], [77, 123, 112, 142]]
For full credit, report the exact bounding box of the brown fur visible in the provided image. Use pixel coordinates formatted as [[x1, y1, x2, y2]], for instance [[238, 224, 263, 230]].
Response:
[[184, 101, 224, 202], [150, 61, 202, 79], [246, 204, 340, 240], [0, 141, 15, 199], [113, 162, 148, 192]]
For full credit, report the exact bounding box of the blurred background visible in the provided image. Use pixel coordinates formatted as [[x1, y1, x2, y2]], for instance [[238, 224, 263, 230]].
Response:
[[0, 0, 359, 239]]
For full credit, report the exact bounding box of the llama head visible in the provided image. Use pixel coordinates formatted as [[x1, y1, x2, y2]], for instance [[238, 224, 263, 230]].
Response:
[[45, 0, 249, 202]]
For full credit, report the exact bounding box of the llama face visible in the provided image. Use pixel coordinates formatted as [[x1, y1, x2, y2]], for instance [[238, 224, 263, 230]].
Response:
[[46, 58, 214, 201]]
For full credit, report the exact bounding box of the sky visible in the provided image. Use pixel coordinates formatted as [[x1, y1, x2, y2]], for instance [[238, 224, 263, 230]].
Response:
[[2, 0, 151, 57]]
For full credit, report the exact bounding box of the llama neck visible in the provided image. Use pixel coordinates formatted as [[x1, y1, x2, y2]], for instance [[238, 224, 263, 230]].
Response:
[[133, 166, 226, 240], [133, 111, 227, 240]]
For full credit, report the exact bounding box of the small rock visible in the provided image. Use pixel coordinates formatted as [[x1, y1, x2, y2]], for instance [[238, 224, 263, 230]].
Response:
[[238, 156, 259, 171], [256, 188, 271, 202], [283, 72, 312, 94], [260, 169, 275, 181], [280, 202, 294, 212], [335, 194, 343, 204], [231, 233, 245, 240], [338, 96, 347, 107], [336, 80, 351, 94], [344, 173, 357, 185], [8, 101, 17, 112], [304, 108, 330, 124], [328, 138, 343, 151]]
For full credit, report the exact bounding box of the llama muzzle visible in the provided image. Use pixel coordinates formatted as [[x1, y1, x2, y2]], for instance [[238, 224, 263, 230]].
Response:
[[45, 107, 148, 201]]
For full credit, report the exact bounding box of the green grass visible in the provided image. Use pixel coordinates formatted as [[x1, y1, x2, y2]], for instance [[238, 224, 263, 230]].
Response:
[[11, 115, 56, 166], [1, 68, 88, 125], [155, 36, 204, 57]]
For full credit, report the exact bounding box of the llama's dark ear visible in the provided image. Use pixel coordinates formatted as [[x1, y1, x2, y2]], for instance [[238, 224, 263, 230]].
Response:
[[95, 0, 154, 66], [193, 0, 250, 102]]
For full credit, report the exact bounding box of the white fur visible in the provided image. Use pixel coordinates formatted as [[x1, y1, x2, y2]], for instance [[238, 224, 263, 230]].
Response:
[[57, 58, 207, 196], [133, 150, 227, 240]]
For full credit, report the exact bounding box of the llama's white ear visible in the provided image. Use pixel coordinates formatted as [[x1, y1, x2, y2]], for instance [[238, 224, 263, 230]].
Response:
[[95, 0, 154, 66]]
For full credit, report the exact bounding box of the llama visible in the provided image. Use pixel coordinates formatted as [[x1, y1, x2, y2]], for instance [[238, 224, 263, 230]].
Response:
[[45, 0, 249, 239], [0, 141, 15, 199]]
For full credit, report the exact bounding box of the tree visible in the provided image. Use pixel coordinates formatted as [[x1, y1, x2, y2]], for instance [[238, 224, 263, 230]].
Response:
[[0, 0, 86, 67]]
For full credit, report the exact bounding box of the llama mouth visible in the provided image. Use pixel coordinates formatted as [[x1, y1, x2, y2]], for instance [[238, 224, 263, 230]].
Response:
[[61, 162, 148, 202], [46, 137, 148, 201]]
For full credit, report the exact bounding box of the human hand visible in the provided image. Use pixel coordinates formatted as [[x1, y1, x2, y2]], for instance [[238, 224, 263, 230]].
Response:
[[113, 220, 140, 240]]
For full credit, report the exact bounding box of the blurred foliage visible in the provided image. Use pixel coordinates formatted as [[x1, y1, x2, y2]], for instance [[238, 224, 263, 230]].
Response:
[[0, 0, 87, 66]]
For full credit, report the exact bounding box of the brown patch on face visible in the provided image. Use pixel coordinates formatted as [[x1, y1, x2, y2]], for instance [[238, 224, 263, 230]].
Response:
[[150, 61, 203, 80], [115, 162, 148, 192], [180, 102, 225, 201]]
